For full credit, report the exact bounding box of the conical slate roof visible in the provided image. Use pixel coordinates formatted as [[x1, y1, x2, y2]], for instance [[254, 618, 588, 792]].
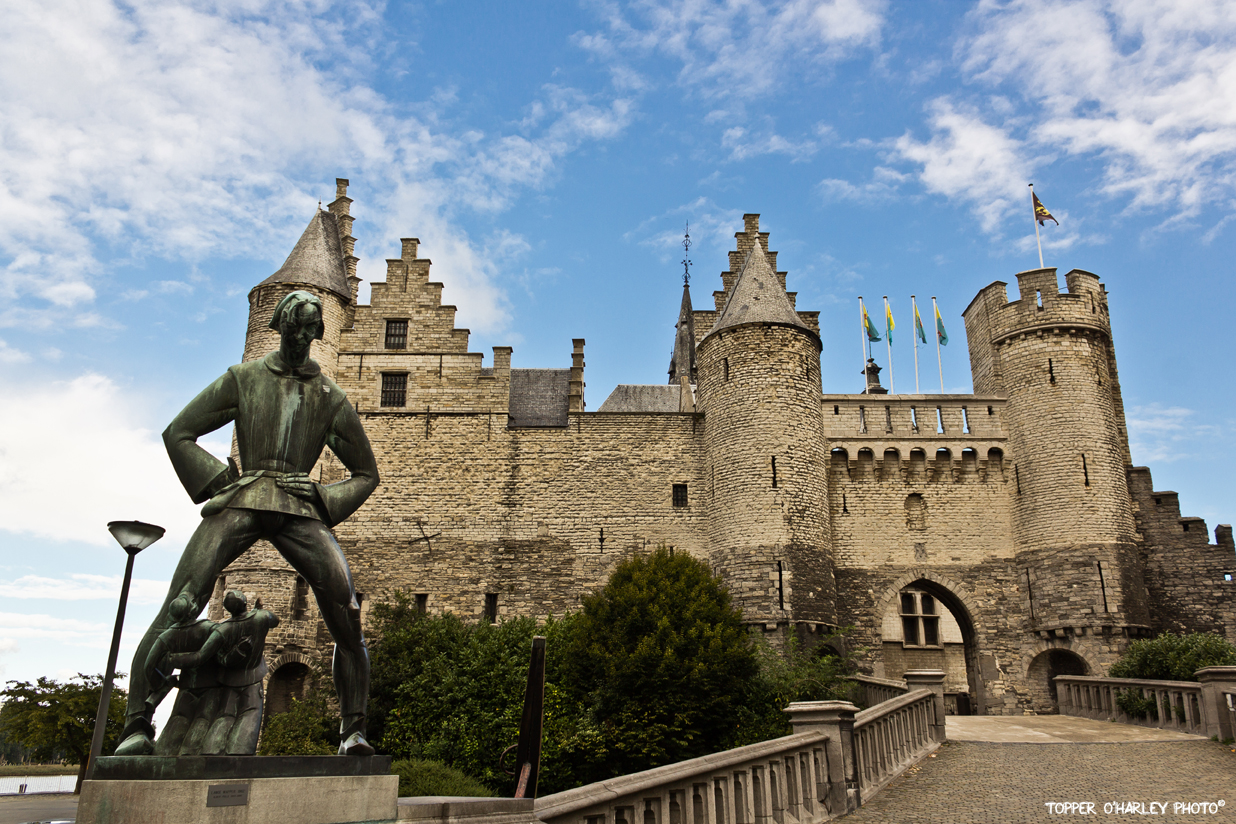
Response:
[[668, 281, 697, 384], [705, 237, 810, 339], [258, 209, 350, 299]]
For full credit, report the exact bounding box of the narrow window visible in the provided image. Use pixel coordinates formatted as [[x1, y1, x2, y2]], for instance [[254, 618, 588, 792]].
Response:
[[599, 527, 605, 550], [380, 373, 407, 407], [833, 404, 839, 415], [858, 406, 867, 434], [1048, 358, 1056, 384], [961, 406, 971, 434], [841, 493, 848, 514], [776, 561, 785, 610], [1096, 563, 1109, 613], [935, 406, 945, 434], [910, 406, 918, 431], [723, 358, 730, 381], [483, 593, 498, 623], [293, 575, 310, 620], [1025, 569, 1036, 621], [1015, 464, 1022, 494], [884, 405, 893, 433], [415, 593, 428, 615], [1036, 289, 1043, 309], [1081, 454, 1090, 486], [1183, 522, 1190, 532], [384, 319, 408, 349], [672, 484, 689, 508], [771, 456, 778, 488], [987, 406, 994, 415], [1154, 497, 1161, 505]]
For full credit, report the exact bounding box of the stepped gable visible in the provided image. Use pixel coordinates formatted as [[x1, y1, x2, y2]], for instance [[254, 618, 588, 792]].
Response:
[[704, 231, 813, 340], [259, 208, 351, 299], [668, 281, 697, 384]]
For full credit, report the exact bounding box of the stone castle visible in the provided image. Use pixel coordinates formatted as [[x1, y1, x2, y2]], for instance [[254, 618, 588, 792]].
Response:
[[213, 179, 1235, 719]]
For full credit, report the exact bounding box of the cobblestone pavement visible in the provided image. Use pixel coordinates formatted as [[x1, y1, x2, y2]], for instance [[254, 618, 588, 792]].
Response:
[[843, 740, 1236, 824]]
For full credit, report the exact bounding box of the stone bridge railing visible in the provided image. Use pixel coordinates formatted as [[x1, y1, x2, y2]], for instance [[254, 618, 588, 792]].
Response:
[[1056, 666, 1236, 741], [849, 674, 908, 707], [535, 671, 948, 824]]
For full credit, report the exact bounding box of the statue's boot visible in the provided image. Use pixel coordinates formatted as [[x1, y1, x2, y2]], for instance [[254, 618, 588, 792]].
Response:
[[114, 716, 156, 756], [338, 715, 374, 757]]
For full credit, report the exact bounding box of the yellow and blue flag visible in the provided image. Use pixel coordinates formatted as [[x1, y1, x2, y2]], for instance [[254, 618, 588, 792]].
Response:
[[914, 302, 927, 344], [862, 302, 881, 342], [935, 303, 949, 346], [885, 301, 895, 343]]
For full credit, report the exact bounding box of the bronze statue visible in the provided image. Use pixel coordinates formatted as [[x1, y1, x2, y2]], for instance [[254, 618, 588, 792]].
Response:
[[116, 290, 380, 757]]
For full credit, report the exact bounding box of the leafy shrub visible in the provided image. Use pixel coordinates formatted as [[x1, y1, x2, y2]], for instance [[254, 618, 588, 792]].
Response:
[[1115, 688, 1159, 720], [257, 692, 337, 756], [392, 758, 496, 797], [1108, 632, 1236, 682]]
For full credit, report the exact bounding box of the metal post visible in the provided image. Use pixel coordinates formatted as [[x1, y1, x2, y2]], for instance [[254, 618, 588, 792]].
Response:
[[86, 548, 137, 779]]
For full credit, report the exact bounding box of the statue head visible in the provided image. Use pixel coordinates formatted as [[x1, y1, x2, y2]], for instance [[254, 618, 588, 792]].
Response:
[[223, 590, 248, 617], [167, 594, 198, 624], [269, 290, 324, 364]]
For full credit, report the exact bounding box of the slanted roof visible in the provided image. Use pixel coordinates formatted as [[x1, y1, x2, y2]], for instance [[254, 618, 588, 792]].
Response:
[[705, 237, 811, 339], [667, 282, 697, 384], [598, 384, 684, 413], [259, 209, 350, 299], [509, 369, 570, 427]]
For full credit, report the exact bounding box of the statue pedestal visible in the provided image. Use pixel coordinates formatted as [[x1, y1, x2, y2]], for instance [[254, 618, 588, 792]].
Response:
[[78, 756, 396, 824]]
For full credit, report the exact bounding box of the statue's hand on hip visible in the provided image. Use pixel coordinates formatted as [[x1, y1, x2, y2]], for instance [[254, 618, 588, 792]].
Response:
[[276, 472, 319, 502]]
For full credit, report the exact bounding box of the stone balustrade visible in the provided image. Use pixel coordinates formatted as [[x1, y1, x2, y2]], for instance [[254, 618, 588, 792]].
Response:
[[850, 674, 908, 707], [852, 679, 945, 803], [1056, 667, 1236, 741]]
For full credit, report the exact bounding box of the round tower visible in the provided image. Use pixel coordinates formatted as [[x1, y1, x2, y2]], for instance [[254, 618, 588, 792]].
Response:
[[242, 179, 359, 377], [696, 221, 836, 630], [963, 267, 1146, 632]]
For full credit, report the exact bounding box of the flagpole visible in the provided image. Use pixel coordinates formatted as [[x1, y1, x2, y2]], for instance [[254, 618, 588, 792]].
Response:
[[883, 296, 895, 394], [858, 297, 869, 385], [932, 296, 944, 393], [911, 295, 921, 395], [1030, 183, 1044, 268]]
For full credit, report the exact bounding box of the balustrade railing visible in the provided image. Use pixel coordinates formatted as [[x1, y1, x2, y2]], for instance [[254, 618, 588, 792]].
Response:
[[852, 689, 942, 802], [849, 675, 908, 708], [535, 733, 839, 824], [1055, 676, 1206, 735]]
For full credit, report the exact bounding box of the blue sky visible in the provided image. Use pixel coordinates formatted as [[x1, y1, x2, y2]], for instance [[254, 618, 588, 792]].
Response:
[[1, 0, 1233, 696]]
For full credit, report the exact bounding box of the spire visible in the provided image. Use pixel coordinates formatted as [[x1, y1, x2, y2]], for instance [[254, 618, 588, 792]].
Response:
[[668, 280, 697, 384], [705, 232, 811, 340], [258, 208, 351, 299]]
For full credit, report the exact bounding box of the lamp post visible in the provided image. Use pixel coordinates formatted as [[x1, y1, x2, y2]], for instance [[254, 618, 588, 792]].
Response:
[[85, 520, 164, 779]]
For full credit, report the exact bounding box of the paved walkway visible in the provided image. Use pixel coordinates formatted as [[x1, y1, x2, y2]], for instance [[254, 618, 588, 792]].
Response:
[[844, 716, 1236, 824], [0, 793, 77, 824]]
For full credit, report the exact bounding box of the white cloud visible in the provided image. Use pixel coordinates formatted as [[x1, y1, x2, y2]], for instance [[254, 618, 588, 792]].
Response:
[[627, 197, 745, 264], [0, 338, 31, 363], [0, 574, 170, 605], [0, 372, 202, 547], [1127, 403, 1224, 464], [0, 612, 111, 648], [818, 166, 908, 203], [0, 0, 635, 336], [892, 99, 1035, 233], [721, 126, 817, 162], [580, 0, 886, 100]]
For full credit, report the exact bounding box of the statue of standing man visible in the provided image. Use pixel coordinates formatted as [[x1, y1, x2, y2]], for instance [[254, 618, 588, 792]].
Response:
[[116, 290, 380, 756]]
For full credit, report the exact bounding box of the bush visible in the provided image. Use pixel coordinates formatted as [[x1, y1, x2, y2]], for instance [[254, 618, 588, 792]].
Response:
[[562, 548, 759, 779], [257, 692, 337, 756], [1115, 688, 1159, 720], [392, 758, 496, 797], [1108, 632, 1236, 682]]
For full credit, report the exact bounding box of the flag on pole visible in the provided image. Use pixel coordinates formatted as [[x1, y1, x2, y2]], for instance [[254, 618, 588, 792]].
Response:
[[862, 301, 881, 342], [1032, 192, 1058, 226], [914, 301, 927, 344], [935, 303, 949, 346], [885, 300, 895, 343]]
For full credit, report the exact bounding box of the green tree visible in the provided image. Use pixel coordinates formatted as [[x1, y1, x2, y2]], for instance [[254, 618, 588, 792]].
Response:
[[563, 548, 759, 779], [257, 692, 337, 756], [1109, 631, 1236, 682], [0, 674, 126, 793]]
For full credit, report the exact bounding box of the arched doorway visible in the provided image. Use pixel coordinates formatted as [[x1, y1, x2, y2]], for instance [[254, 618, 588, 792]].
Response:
[[264, 661, 310, 721], [1027, 649, 1089, 713], [878, 575, 983, 715]]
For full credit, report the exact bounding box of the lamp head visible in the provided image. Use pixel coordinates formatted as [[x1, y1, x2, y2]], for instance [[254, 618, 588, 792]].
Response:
[[107, 521, 165, 553]]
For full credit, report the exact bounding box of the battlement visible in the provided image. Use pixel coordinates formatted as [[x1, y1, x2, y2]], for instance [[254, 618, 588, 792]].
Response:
[[965, 267, 1111, 346], [822, 395, 1007, 440]]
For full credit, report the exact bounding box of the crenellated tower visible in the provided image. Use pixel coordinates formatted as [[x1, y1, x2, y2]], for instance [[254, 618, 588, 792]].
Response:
[[696, 217, 836, 632], [963, 268, 1149, 633]]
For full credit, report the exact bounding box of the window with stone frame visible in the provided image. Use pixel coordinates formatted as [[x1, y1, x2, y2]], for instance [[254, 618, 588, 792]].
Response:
[[380, 373, 407, 407], [899, 590, 941, 648], [672, 484, 688, 508], [384, 319, 408, 350], [483, 593, 498, 623]]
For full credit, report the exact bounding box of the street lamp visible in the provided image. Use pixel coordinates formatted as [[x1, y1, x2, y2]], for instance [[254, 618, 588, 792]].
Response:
[[85, 520, 164, 778]]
